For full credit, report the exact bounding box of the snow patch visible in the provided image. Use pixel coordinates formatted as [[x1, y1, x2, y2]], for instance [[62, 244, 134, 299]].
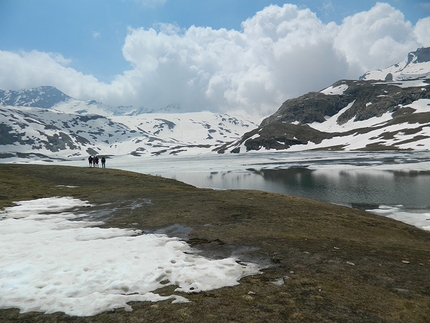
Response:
[[0, 197, 261, 316], [367, 205, 430, 231], [320, 83, 348, 95]]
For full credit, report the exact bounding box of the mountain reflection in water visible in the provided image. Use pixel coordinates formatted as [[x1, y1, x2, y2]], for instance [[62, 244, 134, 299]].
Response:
[[170, 166, 430, 211], [253, 168, 430, 209]]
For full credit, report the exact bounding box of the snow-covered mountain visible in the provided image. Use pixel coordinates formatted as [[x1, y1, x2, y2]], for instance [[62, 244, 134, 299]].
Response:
[[0, 86, 184, 117], [52, 98, 183, 116], [217, 47, 430, 153], [0, 87, 257, 160], [360, 47, 430, 81], [0, 105, 257, 160]]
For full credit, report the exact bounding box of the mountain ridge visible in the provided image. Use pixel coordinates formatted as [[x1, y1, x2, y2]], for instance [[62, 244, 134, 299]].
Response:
[[0, 86, 71, 109], [0, 105, 257, 160], [0, 84, 260, 160], [218, 47, 430, 153], [0, 86, 186, 116]]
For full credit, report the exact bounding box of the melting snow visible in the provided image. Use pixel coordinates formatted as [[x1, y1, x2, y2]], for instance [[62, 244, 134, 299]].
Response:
[[375, 80, 429, 88], [0, 197, 260, 316], [405, 98, 430, 113], [320, 83, 348, 95], [367, 205, 430, 231]]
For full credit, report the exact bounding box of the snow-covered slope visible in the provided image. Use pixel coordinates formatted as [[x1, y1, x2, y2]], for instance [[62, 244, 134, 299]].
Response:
[[360, 47, 430, 81], [0, 105, 257, 160], [297, 97, 430, 151]]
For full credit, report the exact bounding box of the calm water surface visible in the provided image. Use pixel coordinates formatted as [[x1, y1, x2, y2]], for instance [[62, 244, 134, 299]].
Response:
[[176, 167, 430, 209], [115, 151, 430, 210]]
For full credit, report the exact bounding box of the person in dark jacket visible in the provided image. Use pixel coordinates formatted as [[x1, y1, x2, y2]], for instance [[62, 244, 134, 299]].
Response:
[[101, 156, 106, 168], [88, 156, 93, 167]]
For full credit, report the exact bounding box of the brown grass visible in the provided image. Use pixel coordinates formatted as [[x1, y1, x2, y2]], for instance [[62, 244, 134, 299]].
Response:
[[1, 164, 429, 322]]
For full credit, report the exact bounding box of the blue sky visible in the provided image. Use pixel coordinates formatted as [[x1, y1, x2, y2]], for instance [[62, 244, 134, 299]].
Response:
[[0, 1, 429, 116]]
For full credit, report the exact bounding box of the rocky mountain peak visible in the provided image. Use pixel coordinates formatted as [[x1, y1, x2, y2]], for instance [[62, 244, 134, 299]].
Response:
[[0, 86, 71, 109], [408, 47, 430, 64]]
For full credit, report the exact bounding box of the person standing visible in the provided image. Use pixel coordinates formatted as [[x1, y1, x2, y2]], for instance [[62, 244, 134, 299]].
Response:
[[88, 156, 93, 167], [101, 156, 106, 168]]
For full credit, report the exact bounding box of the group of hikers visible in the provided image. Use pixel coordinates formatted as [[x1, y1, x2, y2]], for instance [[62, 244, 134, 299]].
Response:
[[88, 155, 106, 168]]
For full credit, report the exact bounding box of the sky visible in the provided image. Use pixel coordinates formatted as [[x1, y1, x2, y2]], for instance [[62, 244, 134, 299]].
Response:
[[0, 196, 260, 316], [0, 0, 429, 117]]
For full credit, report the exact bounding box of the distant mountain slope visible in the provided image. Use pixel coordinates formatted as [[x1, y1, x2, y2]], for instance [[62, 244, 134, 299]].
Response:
[[0, 105, 257, 160], [0, 86, 183, 116], [0, 84, 258, 160], [0, 86, 71, 109], [360, 47, 430, 81], [218, 47, 430, 153]]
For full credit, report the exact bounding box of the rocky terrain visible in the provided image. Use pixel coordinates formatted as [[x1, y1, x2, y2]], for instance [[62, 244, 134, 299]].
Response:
[[218, 47, 430, 153]]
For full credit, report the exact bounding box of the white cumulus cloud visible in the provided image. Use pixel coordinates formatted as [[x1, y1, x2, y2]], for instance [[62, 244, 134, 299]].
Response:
[[0, 51, 99, 94], [0, 3, 429, 118], [333, 3, 418, 71], [414, 17, 430, 46]]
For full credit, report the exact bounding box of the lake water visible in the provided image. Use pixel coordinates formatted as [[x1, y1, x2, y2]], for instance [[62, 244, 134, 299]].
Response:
[[173, 167, 430, 209], [104, 151, 430, 231], [109, 151, 430, 207]]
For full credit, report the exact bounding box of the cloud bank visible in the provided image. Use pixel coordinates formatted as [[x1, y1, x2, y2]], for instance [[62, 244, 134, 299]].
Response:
[[1, 3, 429, 117]]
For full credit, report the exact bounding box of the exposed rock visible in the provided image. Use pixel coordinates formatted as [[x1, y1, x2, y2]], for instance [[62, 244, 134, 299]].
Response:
[[262, 80, 430, 126], [409, 47, 430, 64]]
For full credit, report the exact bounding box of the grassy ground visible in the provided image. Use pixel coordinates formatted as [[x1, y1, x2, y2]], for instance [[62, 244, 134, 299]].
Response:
[[1, 164, 429, 323]]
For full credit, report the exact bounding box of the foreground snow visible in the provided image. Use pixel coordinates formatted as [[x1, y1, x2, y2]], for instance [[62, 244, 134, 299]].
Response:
[[0, 197, 260, 316]]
